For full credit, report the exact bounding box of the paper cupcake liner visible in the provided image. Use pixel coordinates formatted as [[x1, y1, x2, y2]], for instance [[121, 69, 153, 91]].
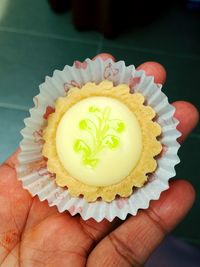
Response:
[[16, 58, 181, 222]]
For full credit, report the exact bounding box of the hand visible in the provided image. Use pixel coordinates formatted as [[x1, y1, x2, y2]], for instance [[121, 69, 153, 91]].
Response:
[[0, 53, 199, 267]]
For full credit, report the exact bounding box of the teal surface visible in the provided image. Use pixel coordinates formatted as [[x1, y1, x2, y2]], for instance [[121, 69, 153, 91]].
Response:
[[0, 0, 199, 244]]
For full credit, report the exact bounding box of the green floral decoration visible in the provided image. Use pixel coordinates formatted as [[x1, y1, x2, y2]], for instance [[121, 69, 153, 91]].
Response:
[[73, 105, 125, 168]]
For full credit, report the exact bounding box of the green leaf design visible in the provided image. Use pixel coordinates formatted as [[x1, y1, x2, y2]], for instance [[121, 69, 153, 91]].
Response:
[[79, 119, 95, 131], [74, 139, 91, 157], [88, 106, 101, 113], [73, 106, 125, 169], [109, 120, 125, 133], [83, 157, 99, 168], [103, 135, 119, 149]]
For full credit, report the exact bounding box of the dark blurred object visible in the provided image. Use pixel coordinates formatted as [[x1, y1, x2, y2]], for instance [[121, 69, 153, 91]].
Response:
[[72, 0, 170, 38], [48, 0, 71, 13], [187, 0, 200, 11], [48, 0, 170, 38], [145, 235, 200, 267]]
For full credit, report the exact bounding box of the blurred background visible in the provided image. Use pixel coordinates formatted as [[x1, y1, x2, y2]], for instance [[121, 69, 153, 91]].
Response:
[[0, 0, 199, 265]]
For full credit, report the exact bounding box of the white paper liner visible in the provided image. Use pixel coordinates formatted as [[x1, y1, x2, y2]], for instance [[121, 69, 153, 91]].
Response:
[[16, 58, 181, 222]]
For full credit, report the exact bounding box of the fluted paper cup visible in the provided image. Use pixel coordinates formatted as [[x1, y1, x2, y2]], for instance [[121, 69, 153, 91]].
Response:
[[16, 58, 181, 222]]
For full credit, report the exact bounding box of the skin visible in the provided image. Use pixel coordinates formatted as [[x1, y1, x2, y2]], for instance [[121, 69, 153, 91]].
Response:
[[0, 53, 199, 267]]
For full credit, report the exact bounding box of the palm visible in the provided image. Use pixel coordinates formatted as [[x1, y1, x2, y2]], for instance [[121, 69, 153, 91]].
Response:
[[0, 56, 198, 267], [0, 163, 115, 266]]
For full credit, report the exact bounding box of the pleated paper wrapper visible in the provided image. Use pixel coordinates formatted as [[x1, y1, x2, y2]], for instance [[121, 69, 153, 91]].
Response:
[[16, 58, 181, 222]]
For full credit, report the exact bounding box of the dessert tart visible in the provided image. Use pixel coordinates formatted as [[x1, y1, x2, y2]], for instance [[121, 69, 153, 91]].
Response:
[[43, 81, 162, 202]]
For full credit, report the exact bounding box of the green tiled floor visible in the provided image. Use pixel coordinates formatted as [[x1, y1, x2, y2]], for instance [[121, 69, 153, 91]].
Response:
[[0, 0, 199, 244], [0, 107, 28, 160], [0, 0, 101, 42], [0, 31, 97, 108]]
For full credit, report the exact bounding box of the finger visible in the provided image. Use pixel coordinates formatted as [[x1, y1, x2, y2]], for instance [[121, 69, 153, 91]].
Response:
[[4, 148, 20, 169], [136, 61, 167, 85], [93, 57, 166, 85], [172, 101, 199, 143], [87, 180, 195, 267], [93, 53, 115, 62]]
